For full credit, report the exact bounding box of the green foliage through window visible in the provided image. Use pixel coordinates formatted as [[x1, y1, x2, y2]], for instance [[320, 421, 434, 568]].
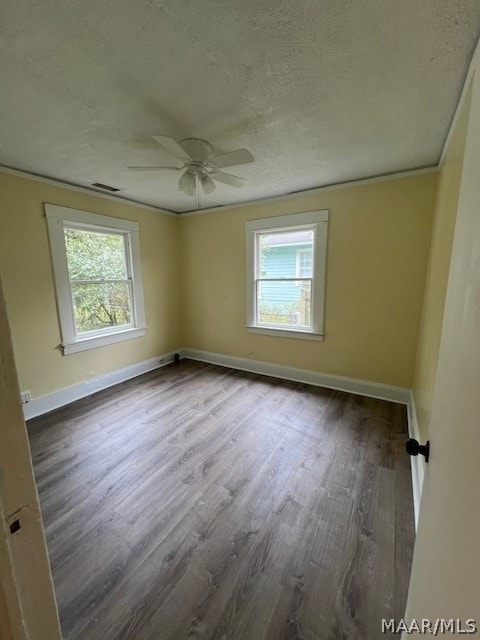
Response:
[[64, 227, 132, 334]]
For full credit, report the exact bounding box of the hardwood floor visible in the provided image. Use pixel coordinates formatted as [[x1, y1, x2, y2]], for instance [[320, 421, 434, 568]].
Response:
[[27, 360, 415, 640]]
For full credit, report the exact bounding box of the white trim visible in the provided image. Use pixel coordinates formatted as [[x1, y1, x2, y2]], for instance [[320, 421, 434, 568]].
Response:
[[295, 247, 313, 279], [398, 39, 480, 537], [22, 351, 179, 420], [45, 203, 140, 232], [246, 211, 328, 339], [45, 204, 147, 355], [0, 164, 177, 216], [0, 160, 438, 219], [179, 166, 438, 216], [23, 346, 418, 532], [246, 326, 324, 341], [47, 214, 77, 345], [181, 348, 410, 404], [438, 44, 479, 167], [245, 209, 329, 231], [62, 326, 147, 354], [128, 230, 146, 329], [23, 347, 411, 420], [22, 342, 420, 528], [406, 391, 425, 532]]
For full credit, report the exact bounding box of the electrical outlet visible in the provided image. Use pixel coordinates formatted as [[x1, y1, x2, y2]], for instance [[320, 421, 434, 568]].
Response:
[[20, 390, 31, 404]]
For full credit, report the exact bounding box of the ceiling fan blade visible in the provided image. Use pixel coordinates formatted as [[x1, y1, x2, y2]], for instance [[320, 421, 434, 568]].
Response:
[[152, 135, 192, 162], [127, 166, 180, 171], [210, 170, 247, 188], [209, 148, 254, 169]]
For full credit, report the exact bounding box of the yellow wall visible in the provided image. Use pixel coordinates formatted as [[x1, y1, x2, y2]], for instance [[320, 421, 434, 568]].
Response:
[[180, 173, 437, 388], [412, 84, 472, 439], [405, 53, 480, 627], [0, 173, 182, 398], [0, 168, 438, 400]]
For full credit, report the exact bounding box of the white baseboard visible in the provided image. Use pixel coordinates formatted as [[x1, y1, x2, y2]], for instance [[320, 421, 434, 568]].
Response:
[[22, 350, 178, 420], [406, 391, 425, 531], [23, 347, 411, 421], [183, 347, 423, 531], [23, 345, 422, 529], [180, 348, 411, 404]]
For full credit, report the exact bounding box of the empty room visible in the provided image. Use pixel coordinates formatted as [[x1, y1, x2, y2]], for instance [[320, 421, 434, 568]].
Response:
[[1, 2, 480, 639]]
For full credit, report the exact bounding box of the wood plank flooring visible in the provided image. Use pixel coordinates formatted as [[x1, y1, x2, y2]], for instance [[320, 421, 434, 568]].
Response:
[[27, 360, 415, 640]]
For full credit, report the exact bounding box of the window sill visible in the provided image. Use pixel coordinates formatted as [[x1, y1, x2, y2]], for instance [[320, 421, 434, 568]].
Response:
[[62, 326, 147, 355], [245, 326, 324, 341]]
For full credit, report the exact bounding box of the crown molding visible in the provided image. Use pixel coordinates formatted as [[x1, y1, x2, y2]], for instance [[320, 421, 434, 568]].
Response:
[[1, 163, 440, 219], [0, 165, 178, 216], [6, 30, 479, 222], [178, 165, 438, 217], [438, 36, 480, 167]]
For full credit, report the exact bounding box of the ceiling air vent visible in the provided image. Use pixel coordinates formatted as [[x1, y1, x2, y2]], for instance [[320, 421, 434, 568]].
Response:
[[91, 182, 122, 192]]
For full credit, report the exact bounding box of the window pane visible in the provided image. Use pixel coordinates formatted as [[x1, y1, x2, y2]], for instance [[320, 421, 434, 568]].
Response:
[[298, 250, 313, 278], [65, 228, 128, 280], [257, 229, 314, 279], [257, 280, 311, 328], [71, 282, 132, 334]]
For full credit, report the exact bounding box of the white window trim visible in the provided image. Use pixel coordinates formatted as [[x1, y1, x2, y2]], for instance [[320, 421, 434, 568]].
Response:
[[45, 204, 147, 355], [245, 210, 329, 341]]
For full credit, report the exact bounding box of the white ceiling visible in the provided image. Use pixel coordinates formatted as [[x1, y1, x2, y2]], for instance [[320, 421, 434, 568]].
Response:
[[1, 1, 480, 213]]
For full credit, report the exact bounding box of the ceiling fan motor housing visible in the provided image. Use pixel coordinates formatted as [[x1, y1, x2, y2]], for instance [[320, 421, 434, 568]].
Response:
[[127, 135, 253, 200], [178, 138, 213, 162]]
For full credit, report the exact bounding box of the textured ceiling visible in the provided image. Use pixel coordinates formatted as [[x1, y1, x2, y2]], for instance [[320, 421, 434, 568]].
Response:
[[1, 1, 480, 213]]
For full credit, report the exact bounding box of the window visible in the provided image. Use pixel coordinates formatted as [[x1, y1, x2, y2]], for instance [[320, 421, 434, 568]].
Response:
[[46, 204, 146, 354], [245, 210, 328, 340], [296, 248, 313, 279]]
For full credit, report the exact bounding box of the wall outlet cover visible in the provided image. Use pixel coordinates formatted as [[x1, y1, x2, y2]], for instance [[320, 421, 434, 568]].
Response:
[[20, 390, 32, 404]]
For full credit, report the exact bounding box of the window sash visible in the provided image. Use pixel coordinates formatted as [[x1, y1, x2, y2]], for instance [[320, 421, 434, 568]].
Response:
[[255, 277, 313, 282], [255, 278, 313, 329], [296, 248, 313, 279], [245, 210, 328, 339], [69, 278, 131, 285], [46, 204, 147, 354], [255, 226, 315, 280], [64, 226, 136, 339], [64, 223, 131, 281], [254, 227, 315, 329], [69, 280, 135, 339]]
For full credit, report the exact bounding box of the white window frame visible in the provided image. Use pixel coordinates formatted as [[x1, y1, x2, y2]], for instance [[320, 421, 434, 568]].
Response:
[[45, 204, 147, 355], [245, 210, 329, 341]]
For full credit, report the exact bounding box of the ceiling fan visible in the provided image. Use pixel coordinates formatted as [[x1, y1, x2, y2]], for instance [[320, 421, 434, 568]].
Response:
[[128, 136, 254, 207]]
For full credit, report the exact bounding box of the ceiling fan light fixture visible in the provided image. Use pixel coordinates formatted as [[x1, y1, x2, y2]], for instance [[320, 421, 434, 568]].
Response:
[[201, 173, 216, 194], [178, 169, 195, 196], [127, 136, 254, 203]]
